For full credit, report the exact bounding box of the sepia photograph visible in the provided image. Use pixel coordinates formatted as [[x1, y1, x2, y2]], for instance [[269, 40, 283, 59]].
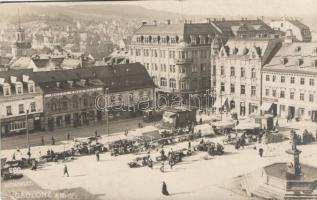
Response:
[[0, 0, 317, 199]]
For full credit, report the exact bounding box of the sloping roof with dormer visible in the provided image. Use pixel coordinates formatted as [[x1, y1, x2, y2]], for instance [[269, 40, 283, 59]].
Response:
[[263, 42, 317, 75]]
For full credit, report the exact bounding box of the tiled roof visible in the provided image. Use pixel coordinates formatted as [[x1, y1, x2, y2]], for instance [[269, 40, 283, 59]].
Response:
[[90, 63, 155, 92], [135, 23, 220, 36], [211, 19, 275, 37], [263, 42, 317, 75], [288, 20, 310, 30], [0, 69, 33, 82]]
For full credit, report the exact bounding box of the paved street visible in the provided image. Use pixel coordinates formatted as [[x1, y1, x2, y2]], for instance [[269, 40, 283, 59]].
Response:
[[1, 117, 154, 150]]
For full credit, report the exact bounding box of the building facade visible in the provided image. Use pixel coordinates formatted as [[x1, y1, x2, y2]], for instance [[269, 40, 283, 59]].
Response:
[[129, 20, 221, 98], [262, 41, 317, 122], [32, 69, 105, 131], [0, 70, 43, 136], [270, 17, 312, 42], [211, 38, 281, 117]]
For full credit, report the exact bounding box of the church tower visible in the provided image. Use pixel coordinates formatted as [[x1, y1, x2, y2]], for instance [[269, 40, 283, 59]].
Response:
[[11, 11, 31, 58]]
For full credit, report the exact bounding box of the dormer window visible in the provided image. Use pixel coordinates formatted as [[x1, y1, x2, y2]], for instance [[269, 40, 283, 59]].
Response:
[[232, 47, 238, 55], [16, 82, 23, 95], [28, 80, 35, 93], [281, 57, 288, 65], [296, 58, 303, 66], [3, 84, 11, 96], [295, 46, 301, 52]]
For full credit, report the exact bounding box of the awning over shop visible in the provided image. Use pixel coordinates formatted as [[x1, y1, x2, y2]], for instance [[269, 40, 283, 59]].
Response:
[[261, 102, 273, 111], [212, 97, 228, 108]]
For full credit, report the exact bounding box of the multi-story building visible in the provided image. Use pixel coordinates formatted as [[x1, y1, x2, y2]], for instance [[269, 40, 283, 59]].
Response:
[[270, 17, 312, 42], [129, 20, 221, 99], [211, 38, 281, 117], [91, 63, 155, 117], [32, 68, 105, 131], [0, 69, 43, 136], [262, 40, 317, 122]]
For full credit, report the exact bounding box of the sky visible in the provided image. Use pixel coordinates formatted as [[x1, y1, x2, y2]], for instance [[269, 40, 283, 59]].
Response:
[[124, 0, 317, 17], [29, 0, 317, 17]]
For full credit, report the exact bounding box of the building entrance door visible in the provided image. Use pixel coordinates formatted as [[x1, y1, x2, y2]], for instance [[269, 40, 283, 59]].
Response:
[[288, 106, 295, 120]]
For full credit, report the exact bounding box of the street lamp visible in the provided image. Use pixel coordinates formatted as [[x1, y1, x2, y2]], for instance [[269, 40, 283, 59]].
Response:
[[105, 88, 109, 136]]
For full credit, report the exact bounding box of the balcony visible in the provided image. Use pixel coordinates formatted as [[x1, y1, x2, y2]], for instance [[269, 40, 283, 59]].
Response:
[[175, 58, 193, 65]]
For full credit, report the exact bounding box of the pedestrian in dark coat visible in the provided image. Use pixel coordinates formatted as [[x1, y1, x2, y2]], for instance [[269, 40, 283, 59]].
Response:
[[41, 136, 45, 145], [51, 136, 55, 145], [67, 133, 70, 141], [96, 151, 100, 161], [162, 181, 169, 196], [259, 148, 264, 157], [64, 165, 69, 177]]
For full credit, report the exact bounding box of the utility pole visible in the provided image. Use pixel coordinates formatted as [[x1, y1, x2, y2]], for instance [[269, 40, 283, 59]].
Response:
[[105, 88, 109, 136], [26, 109, 30, 152]]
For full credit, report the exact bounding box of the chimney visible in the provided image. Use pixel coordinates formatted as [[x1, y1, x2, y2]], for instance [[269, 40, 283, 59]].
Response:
[[22, 75, 29, 83], [142, 21, 147, 25], [10, 76, 17, 84], [80, 79, 86, 86], [68, 80, 73, 88], [56, 82, 60, 88], [167, 19, 171, 25]]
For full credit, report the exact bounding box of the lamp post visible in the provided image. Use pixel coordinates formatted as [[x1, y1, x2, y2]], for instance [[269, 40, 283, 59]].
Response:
[[105, 88, 109, 136]]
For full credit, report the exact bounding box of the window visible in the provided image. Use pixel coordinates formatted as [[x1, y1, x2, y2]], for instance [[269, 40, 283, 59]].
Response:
[[265, 89, 269, 96], [240, 85, 245, 95], [251, 86, 256, 96], [192, 64, 197, 73], [62, 101, 68, 110], [168, 51, 175, 59], [160, 78, 167, 87], [230, 84, 235, 93], [181, 80, 186, 89], [300, 93, 304, 101], [300, 78, 305, 85], [280, 76, 285, 83], [201, 64, 206, 72], [83, 98, 88, 107], [309, 78, 314, 86], [169, 79, 176, 88], [272, 75, 276, 82], [230, 66, 235, 76], [30, 102, 36, 112], [17, 87, 22, 94], [266, 75, 270, 81], [309, 94, 314, 102], [290, 77, 295, 84], [280, 90, 285, 98], [251, 68, 256, 79], [220, 66, 224, 75], [221, 82, 225, 92], [241, 67, 245, 77], [6, 106, 12, 116], [290, 92, 294, 100], [272, 90, 277, 97], [19, 104, 24, 114], [4, 88, 10, 96], [29, 85, 34, 93]]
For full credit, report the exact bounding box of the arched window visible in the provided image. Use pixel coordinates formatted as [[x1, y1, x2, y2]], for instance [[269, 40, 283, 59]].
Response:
[[169, 78, 176, 88], [160, 77, 167, 87], [251, 68, 256, 79]]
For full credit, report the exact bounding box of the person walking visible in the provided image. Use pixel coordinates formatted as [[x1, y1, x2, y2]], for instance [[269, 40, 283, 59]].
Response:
[[188, 141, 191, 149], [67, 133, 70, 141], [162, 181, 169, 196], [63, 165, 69, 177], [259, 148, 264, 157], [96, 151, 100, 162], [160, 162, 165, 173], [41, 136, 45, 145], [51, 136, 55, 145]]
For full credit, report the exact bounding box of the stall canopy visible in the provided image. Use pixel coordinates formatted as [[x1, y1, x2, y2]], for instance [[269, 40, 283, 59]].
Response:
[[261, 102, 273, 111], [235, 121, 260, 130], [129, 126, 161, 142], [212, 120, 235, 129], [194, 124, 215, 136]]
